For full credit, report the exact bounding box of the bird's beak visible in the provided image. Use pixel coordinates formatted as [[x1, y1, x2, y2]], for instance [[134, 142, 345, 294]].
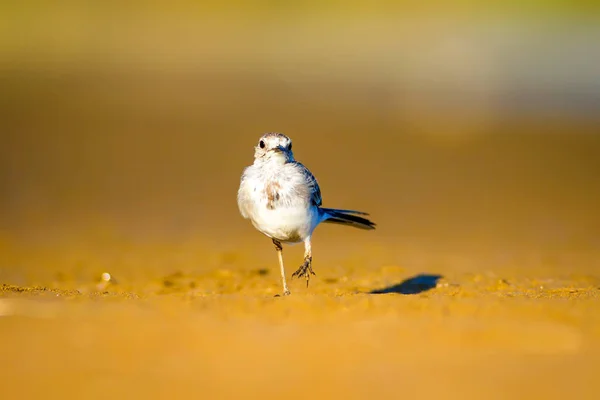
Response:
[[271, 146, 285, 153]]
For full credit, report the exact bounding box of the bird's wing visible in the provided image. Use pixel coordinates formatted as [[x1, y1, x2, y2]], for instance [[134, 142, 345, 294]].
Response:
[[289, 161, 322, 207]]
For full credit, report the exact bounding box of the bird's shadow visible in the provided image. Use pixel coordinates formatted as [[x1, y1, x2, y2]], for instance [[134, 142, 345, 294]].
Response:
[[369, 274, 443, 295]]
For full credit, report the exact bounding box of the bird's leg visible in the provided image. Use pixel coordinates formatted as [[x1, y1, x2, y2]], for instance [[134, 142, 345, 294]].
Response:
[[292, 236, 315, 287], [273, 239, 290, 296]]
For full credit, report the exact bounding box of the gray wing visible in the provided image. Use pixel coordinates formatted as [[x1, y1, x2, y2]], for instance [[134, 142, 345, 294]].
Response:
[[289, 161, 322, 207]]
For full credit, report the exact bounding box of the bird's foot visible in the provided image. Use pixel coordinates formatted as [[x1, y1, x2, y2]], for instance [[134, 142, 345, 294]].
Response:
[[274, 289, 291, 297], [292, 256, 315, 287]]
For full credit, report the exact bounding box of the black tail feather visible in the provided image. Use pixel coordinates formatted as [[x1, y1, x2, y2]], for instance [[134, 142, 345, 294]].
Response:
[[321, 208, 376, 230]]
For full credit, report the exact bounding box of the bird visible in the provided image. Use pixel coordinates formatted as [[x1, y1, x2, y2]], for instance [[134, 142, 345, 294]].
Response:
[[237, 132, 376, 296]]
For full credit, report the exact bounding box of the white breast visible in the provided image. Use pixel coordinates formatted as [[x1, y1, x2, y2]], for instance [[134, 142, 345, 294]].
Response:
[[237, 164, 319, 243]]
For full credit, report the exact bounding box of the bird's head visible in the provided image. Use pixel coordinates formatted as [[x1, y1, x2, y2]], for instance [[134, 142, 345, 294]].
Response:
[[253, 132, 294, 164]]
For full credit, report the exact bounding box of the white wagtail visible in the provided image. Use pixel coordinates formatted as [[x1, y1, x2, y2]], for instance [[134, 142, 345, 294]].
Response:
[[237, 133, 375, 296]]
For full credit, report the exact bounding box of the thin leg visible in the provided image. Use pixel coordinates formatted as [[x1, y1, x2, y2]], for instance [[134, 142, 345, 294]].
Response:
[[292, 236, 315, 287], [273, 239, 290, 296]]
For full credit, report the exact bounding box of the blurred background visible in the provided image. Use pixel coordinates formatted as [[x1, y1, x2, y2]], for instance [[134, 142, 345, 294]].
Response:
[[2, 3, 600, 399], [1, 1, 599, 283]]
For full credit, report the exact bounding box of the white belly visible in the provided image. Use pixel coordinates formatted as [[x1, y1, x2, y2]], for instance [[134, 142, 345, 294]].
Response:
[[249, 205, 317, 243], [237, 162, 320, 243]]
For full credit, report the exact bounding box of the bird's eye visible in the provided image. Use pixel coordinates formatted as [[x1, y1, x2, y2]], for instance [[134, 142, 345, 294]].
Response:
[[288, 142, 292, 151], [259, 140, 265, 149]]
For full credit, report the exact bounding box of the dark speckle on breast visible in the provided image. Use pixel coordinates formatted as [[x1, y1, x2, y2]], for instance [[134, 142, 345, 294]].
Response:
[[266, 181, 281, 210]]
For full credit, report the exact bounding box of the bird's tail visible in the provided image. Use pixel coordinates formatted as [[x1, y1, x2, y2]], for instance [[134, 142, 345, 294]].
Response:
[[320, 208, 376, 230]]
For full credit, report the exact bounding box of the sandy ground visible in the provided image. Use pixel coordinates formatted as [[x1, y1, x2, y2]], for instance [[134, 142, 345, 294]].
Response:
[[2, 66, 600, 398], [1, 240, 599, 399]]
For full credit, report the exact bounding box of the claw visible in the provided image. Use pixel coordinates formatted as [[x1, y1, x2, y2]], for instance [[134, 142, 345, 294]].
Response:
[[292, 256, 315, 287]]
